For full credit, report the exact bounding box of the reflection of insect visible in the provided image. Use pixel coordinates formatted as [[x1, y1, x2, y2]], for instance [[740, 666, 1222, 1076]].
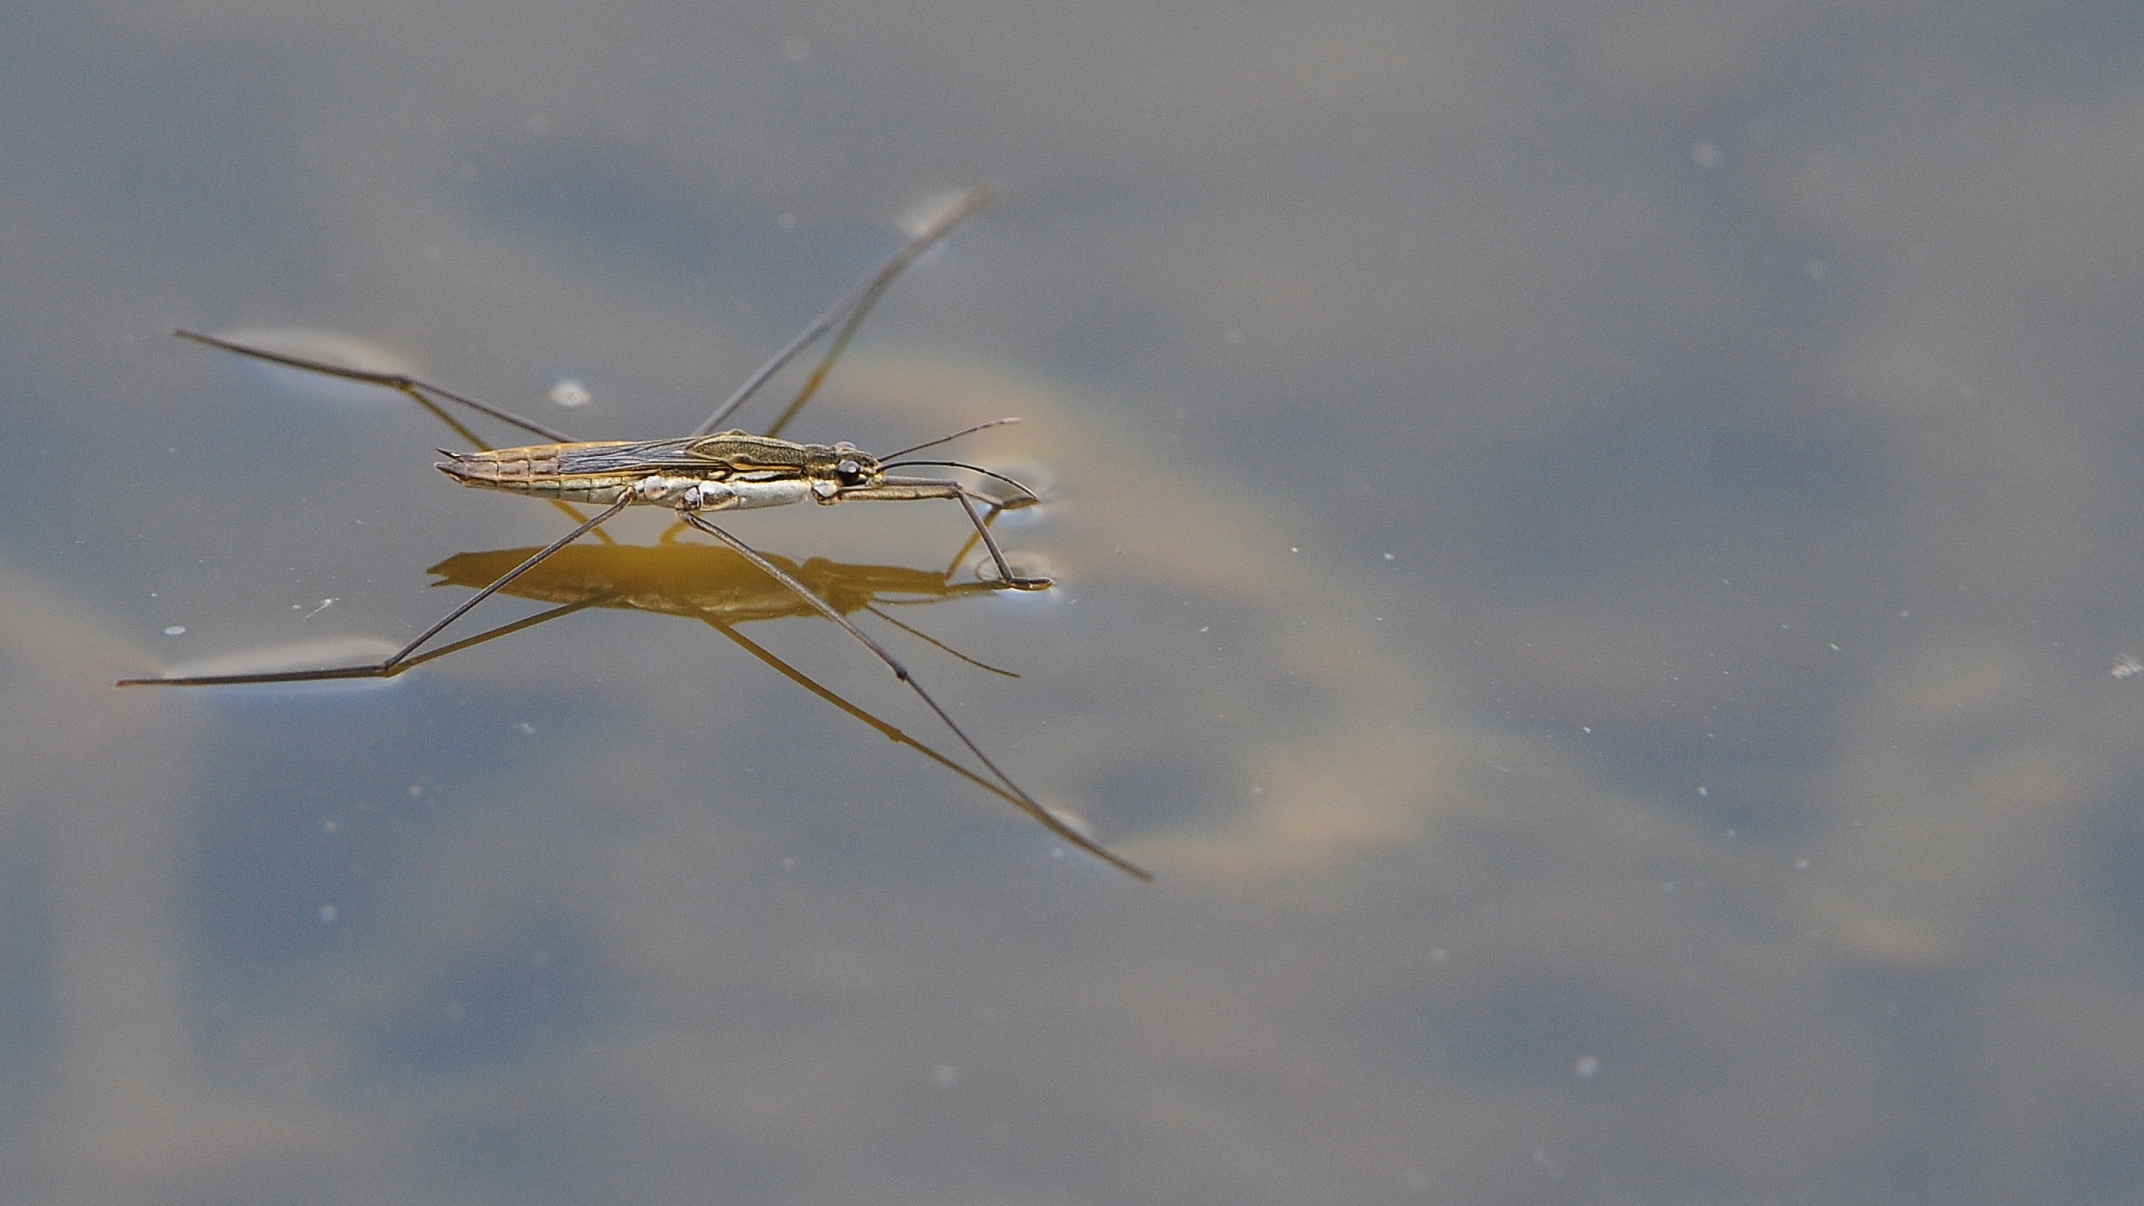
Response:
[[421, 541, 1055, 818], [117, 183, 1150, 880]]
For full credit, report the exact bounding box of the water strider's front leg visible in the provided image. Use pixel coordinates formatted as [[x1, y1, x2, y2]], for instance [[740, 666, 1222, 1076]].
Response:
[[829, 478, 1052, 590], [951, 490, 1051, 590]]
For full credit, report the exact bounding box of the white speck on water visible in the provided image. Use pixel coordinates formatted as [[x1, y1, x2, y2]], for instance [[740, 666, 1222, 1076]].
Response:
[[1697, 785, 1708, 797], [322, 819, 336, 834], [1573, 1055, 1601, 1080], [1692, 141, 1722, 168], [317, 904, 337, 924], [1383, 552, 1395, 561], [516, 722, 537, 735], [163, 625, 186, 636], [549, 378, 591, 408], [932, 1064, 958, 1087]]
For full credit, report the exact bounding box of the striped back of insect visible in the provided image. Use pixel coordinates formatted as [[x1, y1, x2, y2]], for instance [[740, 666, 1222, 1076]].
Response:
[[435, 432, 883, 507], [684, 431, 882, 485], [438, 440, 655, 503]]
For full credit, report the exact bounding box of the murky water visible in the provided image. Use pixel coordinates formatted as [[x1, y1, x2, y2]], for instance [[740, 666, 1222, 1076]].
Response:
[[6, 3, 2144, 1202]]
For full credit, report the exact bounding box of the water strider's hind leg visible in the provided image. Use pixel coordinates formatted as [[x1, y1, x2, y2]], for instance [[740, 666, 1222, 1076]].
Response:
[[117, 496, 632, 687]]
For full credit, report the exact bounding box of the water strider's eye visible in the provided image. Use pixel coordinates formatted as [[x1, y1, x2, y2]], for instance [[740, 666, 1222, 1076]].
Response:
[[836, 458, 865, 485]]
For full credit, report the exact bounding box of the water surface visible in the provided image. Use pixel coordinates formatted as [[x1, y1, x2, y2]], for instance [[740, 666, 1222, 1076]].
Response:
[[5, 2, 2143, 1202]]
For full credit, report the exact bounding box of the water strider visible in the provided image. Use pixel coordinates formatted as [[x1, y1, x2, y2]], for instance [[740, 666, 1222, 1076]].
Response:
[[117, 183, 1150, 881]]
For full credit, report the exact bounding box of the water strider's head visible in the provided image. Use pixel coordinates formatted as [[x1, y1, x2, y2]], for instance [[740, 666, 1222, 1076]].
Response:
[[806, 440, 884, 499]]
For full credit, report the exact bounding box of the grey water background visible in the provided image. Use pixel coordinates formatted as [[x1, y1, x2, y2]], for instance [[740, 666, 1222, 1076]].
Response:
[[5, 2, 2144, 1203]]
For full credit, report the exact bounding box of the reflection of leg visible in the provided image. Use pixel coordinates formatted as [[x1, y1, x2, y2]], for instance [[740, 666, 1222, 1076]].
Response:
[[717, 624, 1014, 807], [681, 510, 1149, 880], [117, 497, 631, 687], [861, 604, 1018, 678]]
